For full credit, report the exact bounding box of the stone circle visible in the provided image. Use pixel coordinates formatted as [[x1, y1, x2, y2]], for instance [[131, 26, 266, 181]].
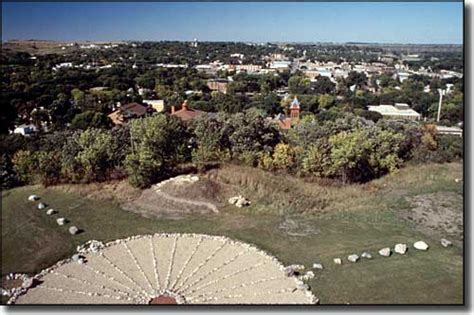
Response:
[[56, 218, 67, 226], [394, 244, 408, 255], [28, 195, 40, 201], [347, 254, 359, 263], [361, 252, 372, 259], [378, 247, 391, 257], [440, 238, 452, 247], [312, 263, 323, 270], [69, 226, 80, 235], [11, 233, 317, 305], [413, 241, 429, 251]]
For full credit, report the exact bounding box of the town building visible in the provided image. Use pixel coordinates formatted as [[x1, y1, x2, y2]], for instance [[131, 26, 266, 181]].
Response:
[[171, 100, 207, 122], [368, 103, 421, 121], [143, 100, 165, 113], [13, 124, 38, 136], [207, 79, 229, 94], [272, 96, 301, 129], [107, 102, 150, 125]]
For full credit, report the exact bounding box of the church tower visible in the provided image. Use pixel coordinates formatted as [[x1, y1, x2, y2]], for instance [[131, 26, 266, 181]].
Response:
[[290, 96, 300, 119]]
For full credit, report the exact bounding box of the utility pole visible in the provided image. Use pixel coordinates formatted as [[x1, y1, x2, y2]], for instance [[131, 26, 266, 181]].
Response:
[[437, 88, 445, 123]]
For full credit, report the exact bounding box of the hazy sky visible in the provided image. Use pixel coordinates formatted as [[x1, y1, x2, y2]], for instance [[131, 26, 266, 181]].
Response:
[[2, 2, 464, 44]]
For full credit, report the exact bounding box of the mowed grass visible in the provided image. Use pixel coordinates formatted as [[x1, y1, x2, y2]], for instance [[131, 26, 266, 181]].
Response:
[[1, 162, 463, 304]]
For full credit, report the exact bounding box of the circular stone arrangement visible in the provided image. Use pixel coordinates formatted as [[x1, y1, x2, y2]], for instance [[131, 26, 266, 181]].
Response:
[[12, 233, 317, 305]]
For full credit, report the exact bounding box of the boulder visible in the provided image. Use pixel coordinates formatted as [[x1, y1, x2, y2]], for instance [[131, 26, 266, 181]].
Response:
[[347, 254, 359, 263], [361, 252, 372, 259], [454, 178, 462, 183], [312, 263, 324, 270], [21, 277, 34, 289], [413, 241, 429, 251], [378, 247, 391, 257], [69, 226, 79, 235], [72, 254, 85, 264], [46, 209, 56, 215], [28, 195, 39, 201], [228, 195, 251, 207], [296, 282, 310, 291], [394, 243, 408, 255], [37, 203, 46, 210], [56, 218, 67, 226], [298, 271, 315, 281], [441, 238, 452, 248], [333, 258, 342, 265]]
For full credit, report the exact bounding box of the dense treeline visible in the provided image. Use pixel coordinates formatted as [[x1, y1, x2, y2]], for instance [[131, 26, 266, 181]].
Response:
[[1, 111, 462, 189]]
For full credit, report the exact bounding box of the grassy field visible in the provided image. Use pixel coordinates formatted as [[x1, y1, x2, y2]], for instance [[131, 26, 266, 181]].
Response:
[[1, 162, 463, 304]]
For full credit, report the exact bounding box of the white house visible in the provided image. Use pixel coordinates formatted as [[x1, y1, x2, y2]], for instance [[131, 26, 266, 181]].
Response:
[[13, 124, 38, 136], [143, 100, 164, 113], [368, 103, 421, 121]]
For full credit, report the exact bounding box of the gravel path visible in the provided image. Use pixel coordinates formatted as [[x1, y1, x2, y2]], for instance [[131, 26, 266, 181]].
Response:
[[14, 234, 317, 304]]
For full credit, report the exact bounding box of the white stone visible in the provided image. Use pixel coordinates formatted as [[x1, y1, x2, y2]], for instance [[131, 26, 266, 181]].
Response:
[[46, 209, 56, 215], [333, 258, 342, 265], [229, 195, 251, 207], [69, 226, 79, 235], [441, 238, 452, 247], [454, 178, 462, 183], [28, 195, 39, 201], [347, 254, 359, 263], [361, 252, 372, 259], [394, 243, 408, 255], [37, 203, 46, 210], [378, 247, 391, 257], [312, 263, 324, 270], [56, 218, 67, 226], [413, 241, 429, 250]]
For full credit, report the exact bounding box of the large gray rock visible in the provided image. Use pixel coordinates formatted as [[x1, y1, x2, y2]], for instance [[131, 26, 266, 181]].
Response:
[[69, 226, 79, 235], [378, 247, 391, 257], [333, 258, 342, 265], [56, 218, 67, 226], [228, 195, 251, 208], [441, 238, 452, 247], [361, 252, 372, 259], [347, 254, 359, 263], [28, 195, 39, 201], [394, 243, 408, 255], [312, 263, 324, 270], [413, 241, 429, 250], [46, 209, 56, 215]]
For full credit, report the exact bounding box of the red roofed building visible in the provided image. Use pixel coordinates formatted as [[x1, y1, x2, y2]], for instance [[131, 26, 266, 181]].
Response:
[[272, 96, 300, 130], [170, 100, 207, 122], [108, 102, 151, 125]]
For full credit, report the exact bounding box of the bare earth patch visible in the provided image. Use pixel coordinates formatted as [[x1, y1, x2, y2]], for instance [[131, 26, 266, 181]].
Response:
[[122, 176, 236, 219], [400, 192, 463, 245]]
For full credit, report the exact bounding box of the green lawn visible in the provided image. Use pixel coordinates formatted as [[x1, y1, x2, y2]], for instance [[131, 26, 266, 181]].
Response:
[[1, 162, 463, 304]]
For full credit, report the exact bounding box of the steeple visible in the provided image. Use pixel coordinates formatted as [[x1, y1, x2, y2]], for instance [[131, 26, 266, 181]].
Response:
[[290, 96, 300, 119]]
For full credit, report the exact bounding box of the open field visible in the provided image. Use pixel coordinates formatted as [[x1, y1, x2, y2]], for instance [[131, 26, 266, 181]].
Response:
[[1, 162, 463, 304]]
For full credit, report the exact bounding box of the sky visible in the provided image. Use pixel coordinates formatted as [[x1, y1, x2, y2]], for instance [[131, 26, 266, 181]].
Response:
[[1, 2, 464, 44]]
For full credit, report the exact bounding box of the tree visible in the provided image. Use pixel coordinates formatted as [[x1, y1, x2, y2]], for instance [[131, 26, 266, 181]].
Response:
[[313, 77, 335, 94], [288, 75, 310, 94], [318, 94, 335, 110], [70, 111, 111, 130], [76, 128, 113, 181], [125, 114, 191, 188]]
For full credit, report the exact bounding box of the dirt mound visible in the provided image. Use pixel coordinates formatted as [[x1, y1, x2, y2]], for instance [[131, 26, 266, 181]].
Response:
[[122, 176, 236, 219]]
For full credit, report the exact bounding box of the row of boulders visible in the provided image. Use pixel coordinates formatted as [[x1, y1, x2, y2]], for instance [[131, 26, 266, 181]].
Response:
[[228, 195, 251, 208], [332, 240, 435, 266], [28, 195, 81, 235]]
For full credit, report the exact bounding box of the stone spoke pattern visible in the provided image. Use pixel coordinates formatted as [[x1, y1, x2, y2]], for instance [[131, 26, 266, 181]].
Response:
[[14, 234, 316, 305]]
